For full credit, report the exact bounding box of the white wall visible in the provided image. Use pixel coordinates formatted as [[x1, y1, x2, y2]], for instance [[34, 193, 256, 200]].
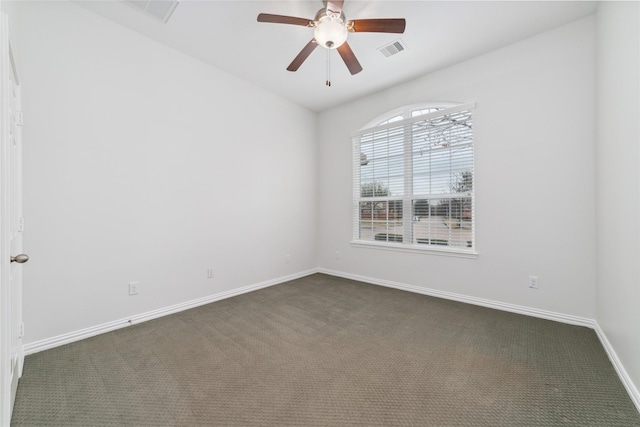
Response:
[[595, 1, 640, 401], [17, 1, 317, 344], [317, 17, 596, 319]]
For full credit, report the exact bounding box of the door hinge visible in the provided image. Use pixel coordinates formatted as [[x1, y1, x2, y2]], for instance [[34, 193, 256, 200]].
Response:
[[19, 322, 25, 338], [18, 217, 25, 232], [15, 111, 23, 126]]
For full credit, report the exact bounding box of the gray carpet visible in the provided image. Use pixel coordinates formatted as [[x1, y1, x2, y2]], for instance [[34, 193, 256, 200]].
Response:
[[11, 273, 640, 426]]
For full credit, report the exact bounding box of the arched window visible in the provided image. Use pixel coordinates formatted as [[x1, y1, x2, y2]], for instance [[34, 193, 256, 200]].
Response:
[[352, 103, 476, 254]]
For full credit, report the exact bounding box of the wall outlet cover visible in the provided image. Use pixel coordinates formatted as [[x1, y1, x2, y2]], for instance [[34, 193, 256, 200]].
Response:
[[129, 281, 140, 295]]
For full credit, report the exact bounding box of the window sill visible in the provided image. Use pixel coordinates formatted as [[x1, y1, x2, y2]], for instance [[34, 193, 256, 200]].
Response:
[[350, 240, 479, 259]]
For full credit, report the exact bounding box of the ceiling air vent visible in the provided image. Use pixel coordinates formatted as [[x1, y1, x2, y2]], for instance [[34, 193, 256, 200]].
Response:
[[126, 1, 179, 23], [378, 39, 407, 58]]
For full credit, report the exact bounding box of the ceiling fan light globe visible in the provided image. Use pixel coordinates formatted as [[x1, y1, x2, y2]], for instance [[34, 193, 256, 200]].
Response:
[[314, 17, 348, 49]]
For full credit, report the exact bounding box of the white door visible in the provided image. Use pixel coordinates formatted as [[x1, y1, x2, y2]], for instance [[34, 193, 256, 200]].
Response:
[[0, 12, 25, 425]]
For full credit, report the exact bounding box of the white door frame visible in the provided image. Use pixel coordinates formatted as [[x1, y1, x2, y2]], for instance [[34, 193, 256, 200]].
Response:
[[0, 11, 23, 425]]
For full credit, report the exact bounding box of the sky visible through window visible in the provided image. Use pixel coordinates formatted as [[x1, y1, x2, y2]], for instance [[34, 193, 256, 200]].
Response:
[[359, 108, 472, 198]]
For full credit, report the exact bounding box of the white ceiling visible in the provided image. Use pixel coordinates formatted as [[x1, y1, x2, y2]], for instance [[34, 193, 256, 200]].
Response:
[[76, 0, 597, 112]]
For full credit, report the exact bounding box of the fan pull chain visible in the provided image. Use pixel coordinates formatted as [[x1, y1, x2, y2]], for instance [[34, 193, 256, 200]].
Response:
[[326, 49, 331, 87]]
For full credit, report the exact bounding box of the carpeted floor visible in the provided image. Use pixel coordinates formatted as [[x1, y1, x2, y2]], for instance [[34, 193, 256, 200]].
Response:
[[11, 274, 640, 426]]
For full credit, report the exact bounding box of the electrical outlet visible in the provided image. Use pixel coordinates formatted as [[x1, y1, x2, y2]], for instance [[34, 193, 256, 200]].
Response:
[[528, 275, 539, 289], [207, 268, 215, 278], [285, 254, 291, 263], [336, 251, 341, 259], [129, 281, 140, 295]]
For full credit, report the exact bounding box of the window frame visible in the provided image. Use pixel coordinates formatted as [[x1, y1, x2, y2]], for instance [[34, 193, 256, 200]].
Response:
[[351, 102, 478, 258]]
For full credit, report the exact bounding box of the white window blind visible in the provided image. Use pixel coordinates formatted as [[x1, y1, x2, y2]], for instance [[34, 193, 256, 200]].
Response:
[[353, 103, 475, 253]]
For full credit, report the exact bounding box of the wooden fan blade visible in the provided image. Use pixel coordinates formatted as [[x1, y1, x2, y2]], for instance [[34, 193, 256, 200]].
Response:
[[326, 0, 344, 13], [287, 40, 319, 72], [257, 13, 312, 27], [337, 42, 363, 75], [348, 18, 406, 33]]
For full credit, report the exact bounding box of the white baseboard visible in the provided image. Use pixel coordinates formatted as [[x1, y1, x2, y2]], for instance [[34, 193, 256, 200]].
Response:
[[319, 268, 640, 413], [23, 269, 318, 356], [22, 267, 640, 413], [593, 322, 640, 412], [318, 268, 595, 327]]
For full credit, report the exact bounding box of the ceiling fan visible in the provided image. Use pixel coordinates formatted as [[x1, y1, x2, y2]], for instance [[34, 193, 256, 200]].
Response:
[[257, 0, 406, 81]]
